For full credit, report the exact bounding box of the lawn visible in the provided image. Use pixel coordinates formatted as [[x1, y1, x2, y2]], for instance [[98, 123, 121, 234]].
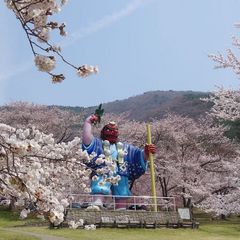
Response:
[[0, 207, 43, 240], [0, 229, 38, 240], [0, 207, 240, 240], [15, 224, 240, 240]]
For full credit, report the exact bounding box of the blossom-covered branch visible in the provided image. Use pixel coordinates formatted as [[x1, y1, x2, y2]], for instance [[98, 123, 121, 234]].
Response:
[[5, 0, 98, 83], [206, 21, 240, 121], [202, 87, 240, 121], [209, 21, 240, 75]]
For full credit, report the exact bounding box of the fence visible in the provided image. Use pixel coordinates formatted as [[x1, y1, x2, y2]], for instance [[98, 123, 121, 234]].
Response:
[[68, 194, 176, 212]]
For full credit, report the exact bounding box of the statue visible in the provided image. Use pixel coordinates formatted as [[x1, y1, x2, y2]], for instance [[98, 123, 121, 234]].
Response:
[[82, 109, 156, 210]]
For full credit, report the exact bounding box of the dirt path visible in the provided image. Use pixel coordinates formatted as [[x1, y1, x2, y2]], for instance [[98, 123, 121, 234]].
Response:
[[2, 227, 68, 240]]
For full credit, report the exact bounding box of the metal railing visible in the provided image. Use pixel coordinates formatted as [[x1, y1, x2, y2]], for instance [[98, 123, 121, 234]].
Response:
[[68, 194, 176, 212]]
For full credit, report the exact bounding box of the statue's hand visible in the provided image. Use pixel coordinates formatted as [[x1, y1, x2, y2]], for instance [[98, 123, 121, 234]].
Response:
[[144, 144, 156, 160], [89, 114, 99, 124]]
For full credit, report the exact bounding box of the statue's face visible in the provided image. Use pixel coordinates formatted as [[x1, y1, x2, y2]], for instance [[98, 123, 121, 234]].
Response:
[[101, 122, 119, 144]]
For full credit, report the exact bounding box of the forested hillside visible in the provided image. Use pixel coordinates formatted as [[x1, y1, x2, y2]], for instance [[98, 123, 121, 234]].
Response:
[[58, 90, 212, 121]]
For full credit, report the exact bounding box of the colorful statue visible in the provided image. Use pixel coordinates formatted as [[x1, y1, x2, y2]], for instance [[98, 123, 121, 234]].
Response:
[[82, 113, 156, 210]]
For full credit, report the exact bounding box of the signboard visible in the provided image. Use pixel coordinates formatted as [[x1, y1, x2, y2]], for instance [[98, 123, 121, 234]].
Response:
[[177, 208, 191, 220]]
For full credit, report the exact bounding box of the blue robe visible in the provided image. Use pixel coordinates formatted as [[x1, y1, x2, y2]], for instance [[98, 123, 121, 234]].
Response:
[[82, 137, 147, 197]]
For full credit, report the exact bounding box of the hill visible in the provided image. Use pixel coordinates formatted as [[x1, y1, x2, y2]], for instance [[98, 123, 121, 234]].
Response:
[[60, 90, 212, 121]]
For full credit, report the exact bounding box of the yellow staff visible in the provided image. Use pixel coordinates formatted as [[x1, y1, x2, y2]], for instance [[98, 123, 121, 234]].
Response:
[[147, 124, 157, 212]]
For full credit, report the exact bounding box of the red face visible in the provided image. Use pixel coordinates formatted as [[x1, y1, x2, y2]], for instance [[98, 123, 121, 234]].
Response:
[[101, 122, 119, 143]]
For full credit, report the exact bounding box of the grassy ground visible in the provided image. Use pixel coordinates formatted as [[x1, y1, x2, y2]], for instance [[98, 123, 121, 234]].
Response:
[[0, 229, 39, 240], [15, 224, 240, 240], [0, 207, 240, 240], [0, 207, 43, 240], [0, 229, 38, 240]]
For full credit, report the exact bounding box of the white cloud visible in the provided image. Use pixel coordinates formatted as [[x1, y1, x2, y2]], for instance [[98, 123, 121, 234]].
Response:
[[62, 0, 153, 47]]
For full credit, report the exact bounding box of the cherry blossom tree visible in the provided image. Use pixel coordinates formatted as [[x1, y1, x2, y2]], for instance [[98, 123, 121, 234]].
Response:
[[5, 0, 98, 83], [206, 23, 240, 121], [151, 114, 240, 216], [202, 87, 240, 121], [0, 101, 83, 143], [0, 123, 92, 225], [199, 20, 240, 216]]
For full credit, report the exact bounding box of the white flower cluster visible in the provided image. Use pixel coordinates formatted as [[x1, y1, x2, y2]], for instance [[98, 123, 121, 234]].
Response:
[[68, 219, 84, 229], [5, 0, 68, 41], [77, 65, 99, 78], [91, 140, 127, 187], [197, 191, 240, 216], [84, 224, 96, 230], [35, 55, 56, 72], [20, 209, 30, 219]]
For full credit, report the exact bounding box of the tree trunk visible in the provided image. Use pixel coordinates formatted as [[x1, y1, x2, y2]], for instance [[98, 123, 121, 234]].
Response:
[[8, 196, 17, 211], [159, 176, 168, 197], [220, 214, 227, 220]]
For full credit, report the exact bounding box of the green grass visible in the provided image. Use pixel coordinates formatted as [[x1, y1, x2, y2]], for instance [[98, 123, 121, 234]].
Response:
[[0, 207, 45, 227], [0, 207, 43, 240], [0, 229, 38, 240], [0, 207, 240, 240], [12, 224, 240, 240]]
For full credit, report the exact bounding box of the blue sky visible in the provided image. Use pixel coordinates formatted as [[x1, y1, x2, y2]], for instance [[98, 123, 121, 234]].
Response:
[[1, 0, 240, 107]]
